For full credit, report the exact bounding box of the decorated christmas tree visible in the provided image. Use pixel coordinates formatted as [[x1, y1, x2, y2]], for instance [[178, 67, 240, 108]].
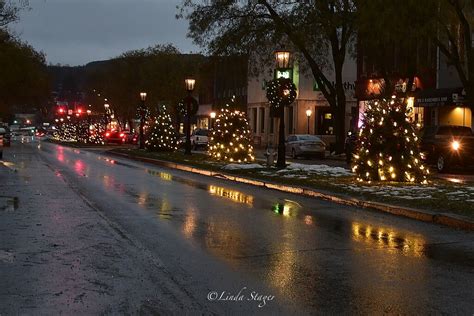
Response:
[[208, 104, 255, 163], [352, 97, 429, 183], [88, 116, 108, 145], [53, 121, 78, 142], [145, 105, 179, 151], [76, 119, 91, 144]]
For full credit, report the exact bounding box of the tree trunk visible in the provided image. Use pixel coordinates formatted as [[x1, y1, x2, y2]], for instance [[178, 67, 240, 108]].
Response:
[[333, 60, 347, 154]]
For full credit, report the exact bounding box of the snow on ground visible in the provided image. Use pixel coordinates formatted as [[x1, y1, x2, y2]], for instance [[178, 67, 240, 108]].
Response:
[[338, 183, 473, 201], [223, 163, 264, 170], [274, 163, 351, 177]]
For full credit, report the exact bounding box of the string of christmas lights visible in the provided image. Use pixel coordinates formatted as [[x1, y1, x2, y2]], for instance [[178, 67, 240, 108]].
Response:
[[352, 97, 430, 184], [208, 104, 255, 163], [145, 105, 179, 151], [266, 78, 297, 111]]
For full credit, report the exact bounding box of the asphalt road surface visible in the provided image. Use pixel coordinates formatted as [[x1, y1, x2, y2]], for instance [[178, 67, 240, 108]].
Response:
[[1, 139, 473, 314]]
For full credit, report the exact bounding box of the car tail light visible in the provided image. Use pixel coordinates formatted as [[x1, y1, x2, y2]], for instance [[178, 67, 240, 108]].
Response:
[[105, 132, 110, 137], [120, 133, 125, 137]]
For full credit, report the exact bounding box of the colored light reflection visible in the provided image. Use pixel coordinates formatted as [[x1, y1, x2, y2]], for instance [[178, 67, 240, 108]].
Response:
[[57, 147, 64, 162], [272, 200, 301, 217], [74, 160, 85, 175], [208, 185, 254, 205]]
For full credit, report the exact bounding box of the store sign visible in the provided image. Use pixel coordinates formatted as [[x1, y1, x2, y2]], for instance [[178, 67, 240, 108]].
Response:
[[274, 68, 293, 80]]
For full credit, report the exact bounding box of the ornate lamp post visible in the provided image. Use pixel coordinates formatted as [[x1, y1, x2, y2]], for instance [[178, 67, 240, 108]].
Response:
[[181, 78, 198, 155], [306, 109, 312, 134], [138, 92, 147, 149], [266, 50, 297, 168]]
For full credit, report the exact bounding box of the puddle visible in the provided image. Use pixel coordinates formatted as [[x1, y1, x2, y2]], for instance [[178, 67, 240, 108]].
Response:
[[0, 196, 19, 211]]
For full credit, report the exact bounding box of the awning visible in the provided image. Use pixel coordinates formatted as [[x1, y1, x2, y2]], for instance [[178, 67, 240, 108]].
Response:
[[414, 87, 464, 107], [196, 104, 212, 117]]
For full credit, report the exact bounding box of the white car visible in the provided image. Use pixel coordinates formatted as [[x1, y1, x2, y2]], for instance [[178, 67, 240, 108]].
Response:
[[190, 128, 209, 149], [286, 134, 326, 159]]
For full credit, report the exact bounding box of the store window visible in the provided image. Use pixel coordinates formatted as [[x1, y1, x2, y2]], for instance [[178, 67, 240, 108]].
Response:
[[316, 109, 334, 135], [260, 108, 265, 133]]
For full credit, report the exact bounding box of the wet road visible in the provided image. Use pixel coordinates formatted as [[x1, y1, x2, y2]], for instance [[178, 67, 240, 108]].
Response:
[[1, 139, 473, 314]]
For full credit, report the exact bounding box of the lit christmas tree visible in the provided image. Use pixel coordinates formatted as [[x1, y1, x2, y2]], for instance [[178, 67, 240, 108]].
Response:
[[352, 97, 429, 183], [145, 105, 179, 151], [76, 119, 90, 144], [88, 116, 108, 144], [208, 104, 255, 163], [53, 121, 78, 142]]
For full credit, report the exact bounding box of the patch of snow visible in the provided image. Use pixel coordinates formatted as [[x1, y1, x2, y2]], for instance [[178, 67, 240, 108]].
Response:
[[278, 163, 351, 177], [223, 163, 263, 170]]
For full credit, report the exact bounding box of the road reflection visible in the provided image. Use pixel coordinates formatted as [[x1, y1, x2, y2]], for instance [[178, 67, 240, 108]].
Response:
[[352, 222, 425, 257], [209, 185, 254, 206]]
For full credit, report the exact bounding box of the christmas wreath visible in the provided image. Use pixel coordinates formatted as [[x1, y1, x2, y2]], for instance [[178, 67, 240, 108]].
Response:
[[266, 78, 297, 110], [177, 96, 199, 117]]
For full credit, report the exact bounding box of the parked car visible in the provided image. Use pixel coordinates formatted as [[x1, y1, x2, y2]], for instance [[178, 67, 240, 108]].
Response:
[[0, 126, 11, 147], [286, 134, 326, 159], [0, 129, 4, 160], [190, 128, 209, 150], [122, 131, 138, 144], [104, 130, 127, 144], [420, 125, 474, 172]]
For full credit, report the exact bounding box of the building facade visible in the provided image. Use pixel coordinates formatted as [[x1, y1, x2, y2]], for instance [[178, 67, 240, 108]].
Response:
[[356, 30, 473, 131], [247, 59, 357, 148]]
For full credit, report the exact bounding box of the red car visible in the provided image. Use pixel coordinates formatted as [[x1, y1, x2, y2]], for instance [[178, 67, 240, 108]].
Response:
[[104, 130, 138, 145], [104, 130, 127, 144]]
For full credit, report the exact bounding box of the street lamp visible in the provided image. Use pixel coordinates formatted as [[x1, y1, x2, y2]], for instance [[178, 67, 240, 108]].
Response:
[[185, 78, 196, 92], [210, 111, 216, 129], [183, 78, 196, 155], [306, 109, 312, 134], [275, 50, 290, 69], [104, 103, 110, 131], [274, 49, 292, 168], [138, 92, 147, 149]]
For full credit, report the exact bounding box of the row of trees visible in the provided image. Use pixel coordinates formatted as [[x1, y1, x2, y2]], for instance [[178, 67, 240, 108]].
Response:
[[179, 0, 474, 152], [0, 0, 50, 118], [84, 44, 205, 128], [0, 1, 50, 120]]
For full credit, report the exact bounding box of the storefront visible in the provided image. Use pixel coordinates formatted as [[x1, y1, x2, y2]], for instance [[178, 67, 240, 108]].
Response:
[[415, 87, 472, 129]]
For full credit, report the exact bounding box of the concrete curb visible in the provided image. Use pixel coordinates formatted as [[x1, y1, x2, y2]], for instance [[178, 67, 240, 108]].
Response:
[[107, 150, 474, 232]]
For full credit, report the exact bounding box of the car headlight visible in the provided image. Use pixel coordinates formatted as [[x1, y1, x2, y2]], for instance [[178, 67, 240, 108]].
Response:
[[451, 140, 460, 151]]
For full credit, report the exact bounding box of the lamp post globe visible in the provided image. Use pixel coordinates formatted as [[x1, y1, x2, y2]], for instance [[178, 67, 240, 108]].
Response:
[[275, 50, 290, 69]]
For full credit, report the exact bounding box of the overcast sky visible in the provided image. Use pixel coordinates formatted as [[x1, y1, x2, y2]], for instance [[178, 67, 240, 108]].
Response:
[[10, 0, 199, 66]]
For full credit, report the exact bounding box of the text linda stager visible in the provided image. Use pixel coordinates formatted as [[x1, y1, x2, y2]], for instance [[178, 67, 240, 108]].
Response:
[[207, 287, 275, 308]]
